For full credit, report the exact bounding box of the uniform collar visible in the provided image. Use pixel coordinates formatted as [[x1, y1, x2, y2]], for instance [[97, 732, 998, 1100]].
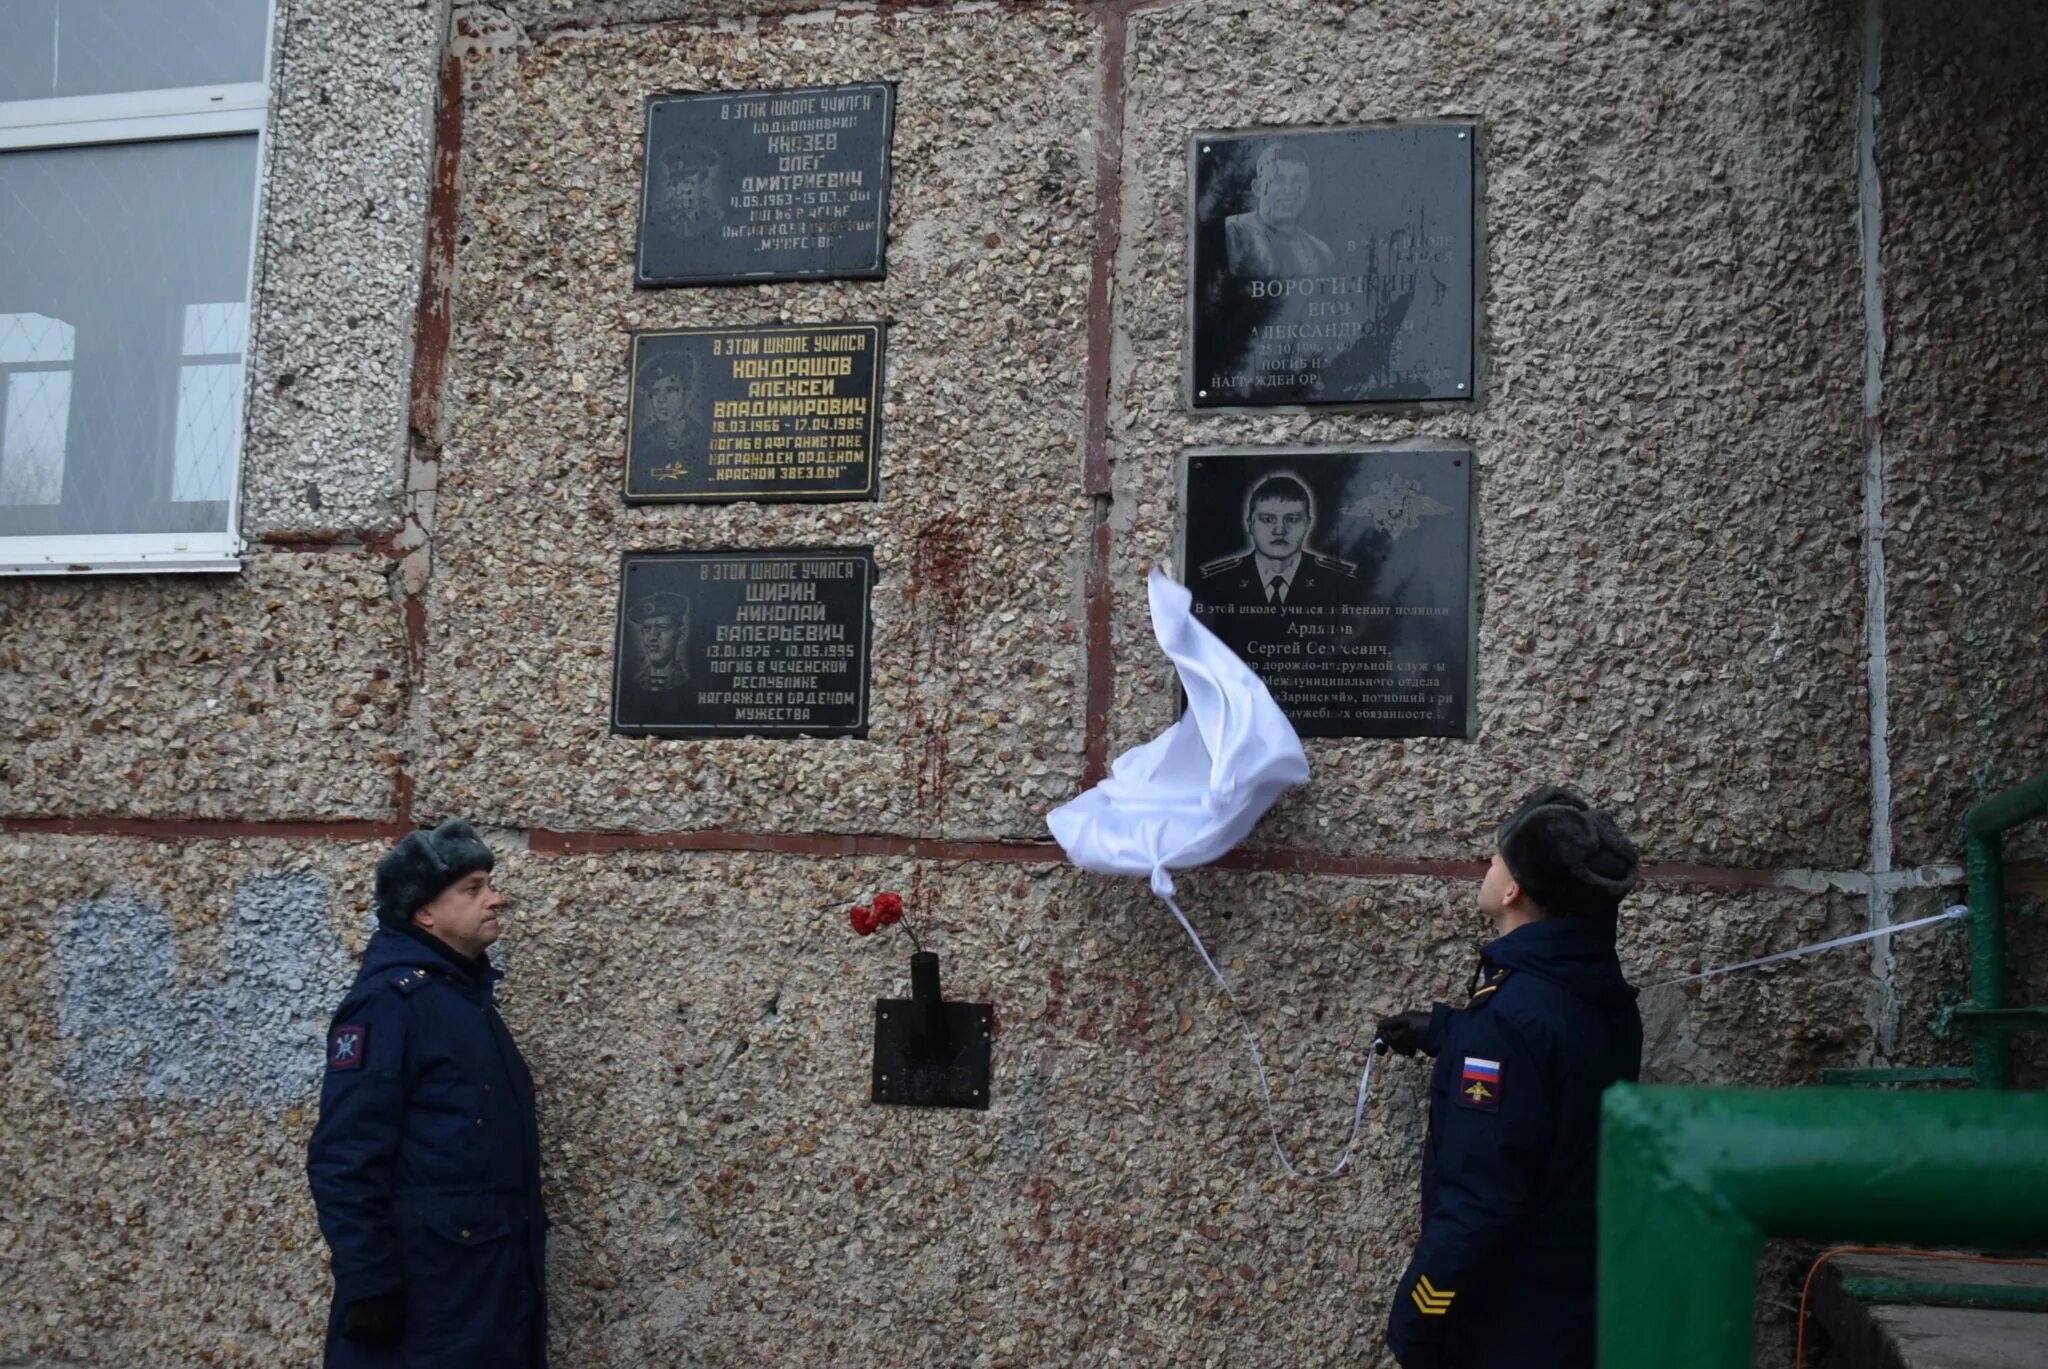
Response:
[[393, 921, 495, 987]]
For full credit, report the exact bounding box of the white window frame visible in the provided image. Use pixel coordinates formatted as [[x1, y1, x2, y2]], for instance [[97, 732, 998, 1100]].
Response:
[[0, 8, 277, 576]]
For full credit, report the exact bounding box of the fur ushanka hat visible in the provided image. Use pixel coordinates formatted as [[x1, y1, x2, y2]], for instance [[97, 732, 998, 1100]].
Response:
[[1496, 786, 1639, 914], [374, 819, 496, 926]]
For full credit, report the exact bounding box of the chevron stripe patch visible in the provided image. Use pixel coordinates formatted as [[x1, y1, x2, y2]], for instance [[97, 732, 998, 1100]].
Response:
[[1410, 1275, 1455, 1316]]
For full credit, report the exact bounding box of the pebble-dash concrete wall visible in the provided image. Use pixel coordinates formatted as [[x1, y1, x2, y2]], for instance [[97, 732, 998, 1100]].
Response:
[[1, 1, 2043, 1365]]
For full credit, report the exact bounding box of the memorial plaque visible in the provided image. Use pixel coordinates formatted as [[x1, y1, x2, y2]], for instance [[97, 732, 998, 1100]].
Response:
[[637, 82, 894, 287], [1179, 446, 1474, 739], [611, 549, 875, 738], [625, 322, 885, 504], [1188, 123, 1476, 408]]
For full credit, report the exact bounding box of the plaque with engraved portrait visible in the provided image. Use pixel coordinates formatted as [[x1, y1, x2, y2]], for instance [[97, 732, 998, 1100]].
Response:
[[1188, 124, 1476, 408], [625, 323, 885, 503], [636, 82, 895, 287], [611, 549, 876, 738], [1179, 446, 1474, 739]]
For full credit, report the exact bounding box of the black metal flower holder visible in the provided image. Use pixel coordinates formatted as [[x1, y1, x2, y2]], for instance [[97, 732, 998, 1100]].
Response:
[[872, 951, 992, 1110]]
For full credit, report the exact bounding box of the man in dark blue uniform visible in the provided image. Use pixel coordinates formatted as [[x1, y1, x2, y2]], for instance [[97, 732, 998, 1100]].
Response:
[[1376, 787, 1643, 1369], [308, 820, 548, 1367]]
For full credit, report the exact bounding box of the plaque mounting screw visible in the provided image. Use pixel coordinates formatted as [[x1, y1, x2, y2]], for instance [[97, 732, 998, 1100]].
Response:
[[1456, 383, 1468, 391], [1456, 131, 1468, 139], [1198, 389, 1208, 398], [1201, 144, 1211, 153]]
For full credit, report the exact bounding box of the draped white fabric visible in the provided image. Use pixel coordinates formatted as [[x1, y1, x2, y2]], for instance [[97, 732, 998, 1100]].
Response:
[[1048, 569, 1308, 897]]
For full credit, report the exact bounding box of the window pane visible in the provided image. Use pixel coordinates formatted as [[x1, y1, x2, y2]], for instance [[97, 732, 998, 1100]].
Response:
[[2, 371, 70, 505], [0, 134, 257, 536], [0, 0, 270, 101], [172, 362, 240, 503]]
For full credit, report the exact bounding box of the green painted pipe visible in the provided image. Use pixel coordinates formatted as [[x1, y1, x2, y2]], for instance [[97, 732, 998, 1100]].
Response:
[[1962, 768, 2048, 1090], [1816, 1065, 1972, 1085], [1838, 1277, 2048, 1312], [1599, 1084, 2048, 1368]]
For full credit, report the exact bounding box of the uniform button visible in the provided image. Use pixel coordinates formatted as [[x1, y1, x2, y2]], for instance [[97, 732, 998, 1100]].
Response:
[[461, 1229, 471, 1239], [476, 1118, 485, 1127], [484, 1084, 491, 1093]]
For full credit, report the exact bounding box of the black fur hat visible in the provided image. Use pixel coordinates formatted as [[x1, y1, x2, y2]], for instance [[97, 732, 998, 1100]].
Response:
[[374, 820, 496, 926], [1496, 786, 1638, 914]]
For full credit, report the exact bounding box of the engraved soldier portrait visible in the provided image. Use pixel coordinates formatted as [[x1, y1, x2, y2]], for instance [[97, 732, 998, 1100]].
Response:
[[1196, 471, 1360, 610], [623, 591, 690, 693], [632, 343, 703, 466], [653, 139, 723, 241], [1223, 143, 1336, 280]]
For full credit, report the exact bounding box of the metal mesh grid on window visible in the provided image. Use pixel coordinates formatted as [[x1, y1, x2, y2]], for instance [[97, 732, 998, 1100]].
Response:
[[0, 134, 257, 538]]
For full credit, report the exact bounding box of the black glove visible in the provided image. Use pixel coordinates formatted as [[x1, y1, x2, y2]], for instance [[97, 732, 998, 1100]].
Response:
[[1375, 1010, 1435, 1058], [342, 1291, 405, 1347]]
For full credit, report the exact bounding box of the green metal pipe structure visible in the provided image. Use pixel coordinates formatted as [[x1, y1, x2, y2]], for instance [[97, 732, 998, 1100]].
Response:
[[1598, 1084, 2048, 1368], [1963, 767, 2048, 1089], [1837, 1278, 2048, 1312]]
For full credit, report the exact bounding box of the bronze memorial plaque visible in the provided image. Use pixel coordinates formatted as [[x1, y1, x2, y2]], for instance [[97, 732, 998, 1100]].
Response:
[[1188, 123, 1477, 408], [624, 322, 885, 504], [637, 82, 894, 287], [611, 549, 876, 739], [1180, 445, 1475, 739]]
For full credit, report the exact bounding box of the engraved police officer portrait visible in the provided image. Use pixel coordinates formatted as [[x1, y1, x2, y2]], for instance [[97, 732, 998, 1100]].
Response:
[[1196, 472, 1360, 610], [1223, 143, 1335, 280], [624, 592, 691, 692]]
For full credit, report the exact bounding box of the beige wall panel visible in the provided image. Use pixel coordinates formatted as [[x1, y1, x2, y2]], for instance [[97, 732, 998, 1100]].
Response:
[[1109, 0, 1869, 868], [0, 836, 382, 1366], [0, 554, 406, 820], [0, 830, 1921, 1363], [417, 8, 1100, 838], [1878, 2, 2048, 866]]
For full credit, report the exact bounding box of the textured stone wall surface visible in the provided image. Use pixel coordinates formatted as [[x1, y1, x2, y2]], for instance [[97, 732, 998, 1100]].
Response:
[[416, 7, 1099, 839], [1878, 0, 2048, 866], [1109, 0, 1870, 870], [1, 1, 2044, 1366], [241, 0, 448, 533], [0, 553, 407, 820], [0, 836, 1934, 1366]]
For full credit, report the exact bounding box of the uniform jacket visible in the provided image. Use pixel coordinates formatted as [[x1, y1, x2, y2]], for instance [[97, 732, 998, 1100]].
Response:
[[307, 925, 548, 1368], [1196, 550, 1361, 609], [1387, 915, 1642, 1369]]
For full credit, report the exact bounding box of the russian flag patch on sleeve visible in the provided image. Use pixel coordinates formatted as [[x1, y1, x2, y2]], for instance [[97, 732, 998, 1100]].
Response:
[[1456, 1056, 1501, 1111]]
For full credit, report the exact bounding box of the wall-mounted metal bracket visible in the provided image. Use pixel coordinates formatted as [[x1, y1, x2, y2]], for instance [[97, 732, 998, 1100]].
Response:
[[871, 952, 991, 1110]]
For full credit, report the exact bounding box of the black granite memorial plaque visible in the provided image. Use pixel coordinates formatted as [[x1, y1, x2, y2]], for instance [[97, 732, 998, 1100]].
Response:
[[1188, 124, 1476, 408], [637, 83, 894, 287], [625, 323, 885, 503], [612, 549, 875, 738], [1180, 446, 1474, 739]]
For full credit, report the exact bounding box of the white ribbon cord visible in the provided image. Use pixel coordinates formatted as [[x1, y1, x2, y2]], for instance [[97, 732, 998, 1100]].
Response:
[[1162, 891, 1375, 1181], [1159, 898, 1968, 1179], [1648, 905, 1969, 989]]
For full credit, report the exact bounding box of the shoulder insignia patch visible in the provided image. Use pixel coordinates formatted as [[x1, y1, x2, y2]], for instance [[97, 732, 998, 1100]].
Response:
[[1198, 554, 1247, 578], [328, 1024, 367, 1071], [1456, 1056, 1502, 1111], [1467, 967, 1512, 1005], [389, 969, 429, 996]]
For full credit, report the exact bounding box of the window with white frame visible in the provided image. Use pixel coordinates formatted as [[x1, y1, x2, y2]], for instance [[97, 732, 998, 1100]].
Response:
[[0, 0, 274, 574]]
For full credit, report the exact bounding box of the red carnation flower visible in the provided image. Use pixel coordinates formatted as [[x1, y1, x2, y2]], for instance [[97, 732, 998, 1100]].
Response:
[[873, 891, 904, 925], [849, 904, 877, 936]]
